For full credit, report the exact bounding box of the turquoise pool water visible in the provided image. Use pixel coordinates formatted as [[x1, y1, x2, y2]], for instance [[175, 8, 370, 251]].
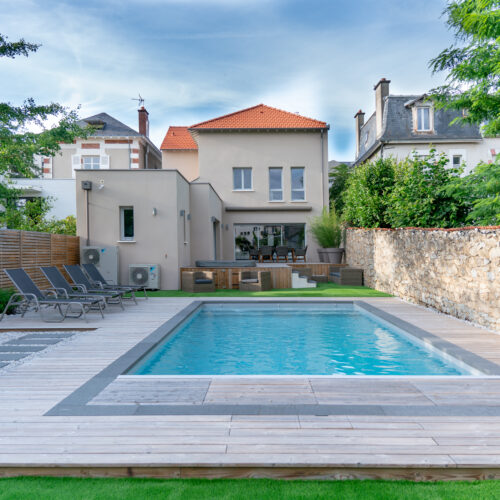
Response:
[[129, 303, 472, 376]]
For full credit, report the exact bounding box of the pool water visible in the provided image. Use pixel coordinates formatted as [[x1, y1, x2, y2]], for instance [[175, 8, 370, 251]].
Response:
[[129, 303, 473, 376]]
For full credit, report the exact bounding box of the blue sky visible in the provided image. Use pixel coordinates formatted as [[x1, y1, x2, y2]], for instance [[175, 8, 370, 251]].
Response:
[[1, 0, 454, 160]]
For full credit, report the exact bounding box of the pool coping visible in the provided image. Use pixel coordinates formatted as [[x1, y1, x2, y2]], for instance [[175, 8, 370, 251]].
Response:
[[46, 300, 500, 417]]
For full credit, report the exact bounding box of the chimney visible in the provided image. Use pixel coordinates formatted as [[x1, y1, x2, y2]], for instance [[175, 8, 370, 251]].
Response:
[[374, 78, 390, 138], [354, 110, 365, 159], [138, 106, 149, 137]]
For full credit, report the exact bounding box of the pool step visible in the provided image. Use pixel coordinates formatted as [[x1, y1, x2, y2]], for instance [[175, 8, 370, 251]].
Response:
[[291, 271, 317, 289]]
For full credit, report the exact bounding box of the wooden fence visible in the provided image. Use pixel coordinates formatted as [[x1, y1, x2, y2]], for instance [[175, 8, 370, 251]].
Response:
[[0, 230, 80, 290]]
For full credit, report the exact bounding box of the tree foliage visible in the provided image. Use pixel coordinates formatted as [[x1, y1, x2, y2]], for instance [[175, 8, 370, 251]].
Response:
[[0, 195, 76, 235], [385, 151, 471, 228], [341, 158, 396, 228], [328, 163, 351, 214], [429, 0, 500, 136], [0, 32, 87, 223]]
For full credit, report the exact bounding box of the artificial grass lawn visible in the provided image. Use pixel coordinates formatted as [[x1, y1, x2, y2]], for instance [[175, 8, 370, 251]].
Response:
[[135, 282, 390, 298], [0, 477, 498, 500]]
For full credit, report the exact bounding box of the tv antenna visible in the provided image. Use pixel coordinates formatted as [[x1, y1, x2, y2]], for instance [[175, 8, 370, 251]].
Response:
[[131, 94, 145, 108]]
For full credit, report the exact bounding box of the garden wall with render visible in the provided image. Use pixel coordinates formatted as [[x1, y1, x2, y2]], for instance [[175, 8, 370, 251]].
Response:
[[345, 227, 500, 332]]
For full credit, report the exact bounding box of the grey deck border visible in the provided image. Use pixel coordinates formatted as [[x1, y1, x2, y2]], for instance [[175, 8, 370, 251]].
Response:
[[46, 300, 500, 417]]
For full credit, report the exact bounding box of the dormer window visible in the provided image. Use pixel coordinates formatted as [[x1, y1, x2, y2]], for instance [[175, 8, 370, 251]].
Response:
[[416, 107, 431, 131]]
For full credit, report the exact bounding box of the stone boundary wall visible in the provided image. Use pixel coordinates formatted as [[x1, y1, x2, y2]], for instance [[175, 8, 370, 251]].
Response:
[[345, 227, 500, 332]]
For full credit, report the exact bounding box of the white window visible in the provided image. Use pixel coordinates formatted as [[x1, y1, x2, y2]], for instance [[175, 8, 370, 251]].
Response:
[[291, 167, 305, 201], [120, 206, 134, 241], [416, 107, 431, 131], [233, 167, 252, 190], [269, 167, 283, 201], [82, 156, 100, 169], [452, 155, 462, 168]]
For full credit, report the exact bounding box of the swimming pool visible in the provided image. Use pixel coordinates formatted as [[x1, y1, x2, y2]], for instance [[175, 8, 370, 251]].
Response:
[[128, 303, 475, 376]]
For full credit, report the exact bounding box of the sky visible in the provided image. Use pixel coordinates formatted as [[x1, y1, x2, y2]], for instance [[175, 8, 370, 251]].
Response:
[[1, 0, 455, 161]]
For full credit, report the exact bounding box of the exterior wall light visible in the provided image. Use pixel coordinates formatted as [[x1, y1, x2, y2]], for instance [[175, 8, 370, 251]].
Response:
[[152, 207, 157, 216]]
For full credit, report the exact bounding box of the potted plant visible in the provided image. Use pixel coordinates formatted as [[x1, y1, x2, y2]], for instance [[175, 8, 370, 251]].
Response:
[[310, 206, 344, 264]]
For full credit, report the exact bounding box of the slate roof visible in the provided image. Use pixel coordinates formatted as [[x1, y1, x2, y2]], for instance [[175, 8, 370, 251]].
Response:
[[161, 126, 198, 150], [356, 96, 482, 164], [77, 113, 141, 137], [190, 104, 328, 130]]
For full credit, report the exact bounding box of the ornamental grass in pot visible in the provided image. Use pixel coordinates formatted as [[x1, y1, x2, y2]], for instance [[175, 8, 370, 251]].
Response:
[[310, 206, 344, 264]]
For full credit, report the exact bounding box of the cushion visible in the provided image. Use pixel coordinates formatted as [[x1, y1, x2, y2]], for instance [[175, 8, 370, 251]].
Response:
[[241, 278, 259, 284], [330, 272, 341, 278], [194, 279, 213, 284]]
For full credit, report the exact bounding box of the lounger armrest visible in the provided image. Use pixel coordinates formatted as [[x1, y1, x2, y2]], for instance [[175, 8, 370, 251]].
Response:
[[94, 281, 105, 289], [73, 284, 87, 293], [48, 287, 70, 299], [41, 289, 58, 299]]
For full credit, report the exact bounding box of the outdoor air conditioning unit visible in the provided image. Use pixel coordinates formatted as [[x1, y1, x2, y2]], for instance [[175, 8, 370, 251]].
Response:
[[81, 246, 119, 285], [129, 264, 160, 290]]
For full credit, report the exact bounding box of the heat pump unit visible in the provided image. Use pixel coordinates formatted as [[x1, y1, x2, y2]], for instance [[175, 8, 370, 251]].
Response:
[[129, 264, 160, 289], [81, 246, 119, 285]]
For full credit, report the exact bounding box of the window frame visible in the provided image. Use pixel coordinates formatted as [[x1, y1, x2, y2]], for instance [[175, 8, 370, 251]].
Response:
[[82, 155, 100, 170], [452, 155, 462, 168], [290, 166, 306, 201], [416, 106, 431, 132], [120, 206, 135, 241], [232, 167, 253, 191], [268, 167, 283, 202]]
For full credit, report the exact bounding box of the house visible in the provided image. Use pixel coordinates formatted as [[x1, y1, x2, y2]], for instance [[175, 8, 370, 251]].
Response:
[[10, 109, 161, 218], [354, 78, 499, 172], [75, 104, 330, 289]]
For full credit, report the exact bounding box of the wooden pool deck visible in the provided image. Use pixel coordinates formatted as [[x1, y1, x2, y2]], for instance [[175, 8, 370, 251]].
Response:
[[1, 297, 500, 480]]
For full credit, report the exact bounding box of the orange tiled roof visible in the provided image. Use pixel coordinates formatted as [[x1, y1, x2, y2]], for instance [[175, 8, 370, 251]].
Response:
[[190, 104, 327, 130], [160, 126, 198, 150]]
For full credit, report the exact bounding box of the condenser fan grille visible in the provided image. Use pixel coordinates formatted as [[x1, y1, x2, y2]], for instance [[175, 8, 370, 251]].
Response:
[[83, 249, 100, 264], [131, 267, 149, 285]]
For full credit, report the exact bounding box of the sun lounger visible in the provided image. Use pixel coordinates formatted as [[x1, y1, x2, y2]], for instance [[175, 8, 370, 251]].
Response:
[[1, 268, 104, 323], [82, 263, 146, 299], [64, 265, 126, 309]]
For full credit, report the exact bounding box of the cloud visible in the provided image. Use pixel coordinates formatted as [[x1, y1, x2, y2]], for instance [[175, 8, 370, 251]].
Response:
[[0, 0, 453, 160]]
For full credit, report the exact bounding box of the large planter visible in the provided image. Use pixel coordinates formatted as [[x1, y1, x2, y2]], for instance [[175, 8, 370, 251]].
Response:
[[322, 247, 344, 264]]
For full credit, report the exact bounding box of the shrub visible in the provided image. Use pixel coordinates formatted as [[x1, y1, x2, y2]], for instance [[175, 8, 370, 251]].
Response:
[[0, 288, 15, 315], [385, 151, 471, 228], [329, 162, 351, 214], [342, 157, 396, 227], [310, 206, 342, 248]]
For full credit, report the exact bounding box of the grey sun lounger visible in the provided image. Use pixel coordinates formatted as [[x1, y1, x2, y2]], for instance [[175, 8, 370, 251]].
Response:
[[82, 263, 147, 300], [1, 268, 105, 323], [64, 265, 126, 309], [40, 266, 110, 307]]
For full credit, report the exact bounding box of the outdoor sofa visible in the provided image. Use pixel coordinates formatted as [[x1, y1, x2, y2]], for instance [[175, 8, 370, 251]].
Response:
[[238, 270, 272, 292], [181, 271, 216, 293], [329, 267, 364, 286]]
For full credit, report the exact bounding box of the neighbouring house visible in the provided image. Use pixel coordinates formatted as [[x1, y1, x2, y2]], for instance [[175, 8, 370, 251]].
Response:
[[354, 78, 499, 172], [76, 104, 330, 289], [10, 108, 161, 218]]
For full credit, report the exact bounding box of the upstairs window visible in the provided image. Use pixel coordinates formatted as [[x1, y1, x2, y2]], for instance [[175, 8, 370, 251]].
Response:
[[269, 167, 283, 201], [291, 167, 305, 201], [416, 107, 431, 131], [233, 167, 252, 190], [82, 156, 100, 169], [120, 206, 134, 241]]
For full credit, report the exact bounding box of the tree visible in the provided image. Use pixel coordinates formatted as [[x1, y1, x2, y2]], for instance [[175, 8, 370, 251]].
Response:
[[0, 195, 76, 235], [341, 158, 396, 228], [429, 0, 500, 136], [328, 163, 351, 214], [0, 33, 87, 204], [385, 151, 471, 228]]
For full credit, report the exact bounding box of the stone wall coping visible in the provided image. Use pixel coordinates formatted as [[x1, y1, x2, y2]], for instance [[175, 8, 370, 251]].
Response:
[[347, 226, 500, 232]]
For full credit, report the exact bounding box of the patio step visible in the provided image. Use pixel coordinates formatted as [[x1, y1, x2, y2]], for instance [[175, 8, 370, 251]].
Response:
[[291, 271, 317, 289]]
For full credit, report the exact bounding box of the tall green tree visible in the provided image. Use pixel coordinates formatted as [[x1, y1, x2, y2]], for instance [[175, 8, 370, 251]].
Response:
[[429, 0, 500, 136], [328, 163, 351, 214], [0, 33, 87, 229]]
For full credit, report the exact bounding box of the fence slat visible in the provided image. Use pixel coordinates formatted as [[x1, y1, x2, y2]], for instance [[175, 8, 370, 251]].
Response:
[[0, 230, 80, 290]]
